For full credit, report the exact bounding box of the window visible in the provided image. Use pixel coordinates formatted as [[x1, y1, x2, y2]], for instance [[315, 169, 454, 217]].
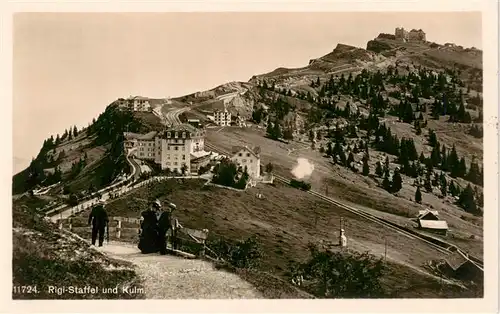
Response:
[[247, 153, 251, 157], [242, 159, 247, 163], [174, 162, 178, 166], [167, 154, 170, 159], [182, 155, 185, 160], [167, 132, 171, 138], [239, 153, 242, 157], [166, 162, 171, 166], [175, 132, 178, 138], [182, 132, 186, 138], [175, 147, 178, 151]]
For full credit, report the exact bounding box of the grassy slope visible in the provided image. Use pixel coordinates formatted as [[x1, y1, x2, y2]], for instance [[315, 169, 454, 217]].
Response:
[[12, 196, 145, 300], [71, 178, 478, 298], [205, 126, 483, 257]]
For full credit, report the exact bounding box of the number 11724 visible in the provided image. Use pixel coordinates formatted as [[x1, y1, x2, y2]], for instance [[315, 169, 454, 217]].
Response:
[[13, 286, 39, 294]]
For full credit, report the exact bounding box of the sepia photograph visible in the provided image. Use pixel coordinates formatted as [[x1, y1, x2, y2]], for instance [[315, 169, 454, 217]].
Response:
[[7, 3, 498, 312]]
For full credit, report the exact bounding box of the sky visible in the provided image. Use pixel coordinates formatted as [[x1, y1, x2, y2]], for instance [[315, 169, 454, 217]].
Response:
[[13, 12, 482, 174]]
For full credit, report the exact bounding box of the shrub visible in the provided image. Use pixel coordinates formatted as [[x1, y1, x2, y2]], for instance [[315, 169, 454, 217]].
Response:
[[208, 236, 263, 269], [291, 244, 386, 298]]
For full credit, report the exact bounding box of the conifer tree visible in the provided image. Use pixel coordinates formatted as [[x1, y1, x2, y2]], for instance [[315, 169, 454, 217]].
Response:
[[391, 169, 403, 193], [415, 186, 422, 204], [458, 184, 478, 215], [375, 161, 383, 177], [424, 172, 432, 192], [382, 170, 391, 191]]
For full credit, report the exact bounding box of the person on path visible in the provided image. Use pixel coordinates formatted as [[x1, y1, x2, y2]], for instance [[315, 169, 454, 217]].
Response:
[[157, 201, 177, 255], [138, 200, 160, 254], [88, 199, 109, 247]]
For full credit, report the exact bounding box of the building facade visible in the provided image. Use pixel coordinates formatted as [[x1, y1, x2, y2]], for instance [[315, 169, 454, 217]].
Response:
[[231, 145, 261, 179], [124, 96, 151, 112], [124, 131, 158, 160], [214, 108, 232, 126], [125, 124, 206, 175]]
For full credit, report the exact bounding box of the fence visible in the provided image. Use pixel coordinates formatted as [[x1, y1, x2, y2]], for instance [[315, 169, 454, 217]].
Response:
[[59, 216, 210, 258]]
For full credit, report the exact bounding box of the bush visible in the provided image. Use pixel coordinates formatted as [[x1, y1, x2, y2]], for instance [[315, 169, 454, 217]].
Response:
[[208, 236, 263, 269], [291, 244, 386, 298]]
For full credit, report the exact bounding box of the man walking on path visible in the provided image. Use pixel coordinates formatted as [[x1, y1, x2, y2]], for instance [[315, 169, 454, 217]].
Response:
[[88, 199, 109, 247]]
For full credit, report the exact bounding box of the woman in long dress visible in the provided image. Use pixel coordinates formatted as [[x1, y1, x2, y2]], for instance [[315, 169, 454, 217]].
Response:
[[138, 202, 160, 254]]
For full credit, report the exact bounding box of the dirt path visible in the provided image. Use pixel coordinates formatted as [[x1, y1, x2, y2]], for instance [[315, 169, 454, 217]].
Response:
[[97, 241, 263, 299]]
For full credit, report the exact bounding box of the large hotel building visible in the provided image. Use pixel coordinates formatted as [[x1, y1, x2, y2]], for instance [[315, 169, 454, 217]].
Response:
[[124, 124, 209, 174]]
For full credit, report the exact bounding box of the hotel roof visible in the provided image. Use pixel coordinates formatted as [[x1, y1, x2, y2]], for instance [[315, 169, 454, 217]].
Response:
[[124, 131, 157, 140], [231, 145, 261, 157]]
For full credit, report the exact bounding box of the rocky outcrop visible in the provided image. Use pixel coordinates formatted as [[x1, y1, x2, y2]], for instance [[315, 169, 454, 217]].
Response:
[[366, 39, 393, 53]]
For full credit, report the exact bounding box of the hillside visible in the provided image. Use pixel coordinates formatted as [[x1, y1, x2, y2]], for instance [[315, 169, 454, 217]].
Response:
[[13, 29, 484, 299], [12, 195, 144, 299], [12, 102, 163, 202], [184, 31, 484, 261]]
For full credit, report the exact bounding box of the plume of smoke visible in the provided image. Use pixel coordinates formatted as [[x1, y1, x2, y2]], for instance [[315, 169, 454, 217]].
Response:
[[291, 158, 315, 179]]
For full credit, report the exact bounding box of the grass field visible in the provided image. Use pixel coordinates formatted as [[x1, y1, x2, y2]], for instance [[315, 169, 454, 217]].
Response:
[[205, 126, 483, 257], [73, 177, 482, 298]]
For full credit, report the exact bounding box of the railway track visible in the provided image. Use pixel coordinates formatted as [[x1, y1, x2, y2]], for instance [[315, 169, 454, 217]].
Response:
[[204, 141, 484, 270]]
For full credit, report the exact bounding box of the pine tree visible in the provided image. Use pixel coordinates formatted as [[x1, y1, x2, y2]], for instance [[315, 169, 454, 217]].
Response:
[[382, 170, 391, 191], [415, 186, 422, 204], [419, 152, 426, 164], [448, 180, 457, 197], [458, 157, 467, 178], [466, 158, 482, 185], [428, 129, 438, 147], [458, 184, 478, 215], [391, 169, 403, 193], [362, 155, 370, 176], [384, 156, 390, 173], [448, 145, 460, 177], [375, 161, 383, 177], [424, 172, 432, 192]]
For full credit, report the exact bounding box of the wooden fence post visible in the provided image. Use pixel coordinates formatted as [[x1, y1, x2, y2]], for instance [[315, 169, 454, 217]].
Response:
[[117, 219, 121, 239], [200, 240, 206, 258]]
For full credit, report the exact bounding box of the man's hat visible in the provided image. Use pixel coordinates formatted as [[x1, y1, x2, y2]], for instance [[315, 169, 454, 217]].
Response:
[[168, 202, 177, 210], [153, 199, 162, 208]]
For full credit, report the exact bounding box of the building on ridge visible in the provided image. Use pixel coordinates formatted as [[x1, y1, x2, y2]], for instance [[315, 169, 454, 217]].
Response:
[[213, 103, 232, 126]]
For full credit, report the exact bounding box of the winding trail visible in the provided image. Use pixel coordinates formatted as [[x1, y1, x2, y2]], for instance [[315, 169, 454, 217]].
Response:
[[97, 241, 263, 299]]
